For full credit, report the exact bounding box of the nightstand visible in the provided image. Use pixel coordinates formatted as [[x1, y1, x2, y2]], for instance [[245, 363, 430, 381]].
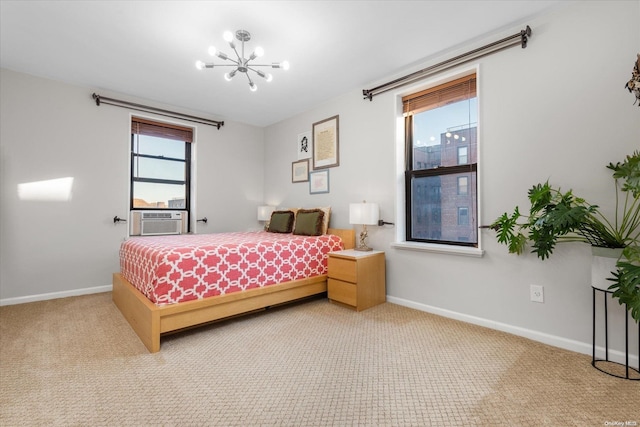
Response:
[[327, 250, 386, 311]]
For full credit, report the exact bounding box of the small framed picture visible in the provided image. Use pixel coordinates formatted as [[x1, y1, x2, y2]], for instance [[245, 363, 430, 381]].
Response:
[[297, 131, 312, 160], [312, 115, 339, 169], [292, 159, 309, 183], [309, 169, 330, 194]]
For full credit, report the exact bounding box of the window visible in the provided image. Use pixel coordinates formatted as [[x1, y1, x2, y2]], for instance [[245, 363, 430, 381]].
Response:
[[457, 146, 468, 165], [458, 207, 469, 225], [403, 74, 478, 247], [457, 176, 469, 195], [130, 117, 192, 215]]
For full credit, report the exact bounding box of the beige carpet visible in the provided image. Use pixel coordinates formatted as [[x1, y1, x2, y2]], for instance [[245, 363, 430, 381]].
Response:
[[0, 292, 638, 426]]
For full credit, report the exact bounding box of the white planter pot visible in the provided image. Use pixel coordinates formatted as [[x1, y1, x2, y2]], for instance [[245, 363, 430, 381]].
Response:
[[591, 247, 624, 290]]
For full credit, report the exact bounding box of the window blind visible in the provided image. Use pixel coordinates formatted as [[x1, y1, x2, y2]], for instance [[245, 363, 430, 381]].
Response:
[[131, 117, 194, 143], [402, 74, 476, 116]]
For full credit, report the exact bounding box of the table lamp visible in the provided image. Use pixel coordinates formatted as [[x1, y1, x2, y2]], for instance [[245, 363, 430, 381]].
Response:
[[257, 205, 276, 230], [349, 201, 379, 251]]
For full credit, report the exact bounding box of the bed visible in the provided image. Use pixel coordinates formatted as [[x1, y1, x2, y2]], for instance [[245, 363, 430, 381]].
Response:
[[112, 217, 355, 352]]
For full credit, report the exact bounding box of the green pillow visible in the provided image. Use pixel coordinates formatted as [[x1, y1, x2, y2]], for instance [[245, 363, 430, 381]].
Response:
[[267, 211, 294, 233], [293, 209, 325, 236]]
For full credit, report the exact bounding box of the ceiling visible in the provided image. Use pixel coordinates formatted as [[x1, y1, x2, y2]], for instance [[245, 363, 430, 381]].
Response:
[[0, 1, 566, 127]]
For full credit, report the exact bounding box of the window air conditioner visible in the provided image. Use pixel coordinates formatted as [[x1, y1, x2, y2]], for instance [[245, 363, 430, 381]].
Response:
[[130, 211, 187, 236]]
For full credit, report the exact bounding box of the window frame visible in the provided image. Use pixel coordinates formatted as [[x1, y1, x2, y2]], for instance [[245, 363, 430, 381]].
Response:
[[130, 117, 192, 218], [402, 72, 479, 249]]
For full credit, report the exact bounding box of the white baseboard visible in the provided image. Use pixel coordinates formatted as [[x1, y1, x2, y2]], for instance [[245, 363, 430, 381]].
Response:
[[0, 285, 112, 306], [386, 295, 639, 367]]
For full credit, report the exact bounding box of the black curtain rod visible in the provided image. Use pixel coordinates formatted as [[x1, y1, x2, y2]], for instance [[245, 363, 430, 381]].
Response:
[[362, 25, 532, 101], [92, 93, 224, 129]]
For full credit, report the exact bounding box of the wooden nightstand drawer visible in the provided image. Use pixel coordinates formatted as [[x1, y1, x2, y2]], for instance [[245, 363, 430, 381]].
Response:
[[328, 257, 357, 282], [328, 278, 357, 306]]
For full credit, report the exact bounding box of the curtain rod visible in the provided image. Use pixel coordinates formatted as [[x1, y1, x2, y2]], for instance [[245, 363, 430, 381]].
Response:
[[92, 93, 224, 129], [362, 25, 532, 101]]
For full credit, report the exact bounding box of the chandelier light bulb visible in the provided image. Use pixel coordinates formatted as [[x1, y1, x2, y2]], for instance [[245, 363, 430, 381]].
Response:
[[255, 46, 264, 57], [281, 61, 290, 70], [266, 73, 273, 82], [223, 31, 233, 42], [249, 82, 257, 92], [195, 60, 205, 70], [208, 46, 216, 56]]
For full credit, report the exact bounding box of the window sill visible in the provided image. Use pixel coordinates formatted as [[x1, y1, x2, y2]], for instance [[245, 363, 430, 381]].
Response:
[[391, 241, 484, 258]]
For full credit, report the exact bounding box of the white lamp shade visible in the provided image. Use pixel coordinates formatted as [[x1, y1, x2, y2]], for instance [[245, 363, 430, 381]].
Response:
[[257, 205, 275, 221], [349, 202, 379, 225]]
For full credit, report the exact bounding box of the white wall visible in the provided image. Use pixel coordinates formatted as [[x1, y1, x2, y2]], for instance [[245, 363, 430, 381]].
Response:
[[0, 69, 265, 302], [263, 1, 640, 357]]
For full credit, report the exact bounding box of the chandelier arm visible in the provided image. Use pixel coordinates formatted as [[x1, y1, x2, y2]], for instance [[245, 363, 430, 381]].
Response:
[[211, 63, 241, 67], [246, 66, 271, 81], [246, 66, 266, 73], [218, 57, 240, 66], [229, 44, 243, 64]]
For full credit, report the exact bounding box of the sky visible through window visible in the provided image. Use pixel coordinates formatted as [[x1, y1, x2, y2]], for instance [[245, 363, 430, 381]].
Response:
[[133, 135, 186, 207], [413, 98, 477, 147]]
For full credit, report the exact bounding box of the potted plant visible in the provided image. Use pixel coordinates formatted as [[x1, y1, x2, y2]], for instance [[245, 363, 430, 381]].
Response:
[[491, 150, 640, 322]]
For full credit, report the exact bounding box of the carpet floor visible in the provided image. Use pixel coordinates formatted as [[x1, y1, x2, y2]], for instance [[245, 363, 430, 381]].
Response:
[[0, 292, 638, 426]]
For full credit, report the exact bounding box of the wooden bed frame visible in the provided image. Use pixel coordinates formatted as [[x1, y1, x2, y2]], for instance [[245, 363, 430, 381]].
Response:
[[112, 228, 355, 352]]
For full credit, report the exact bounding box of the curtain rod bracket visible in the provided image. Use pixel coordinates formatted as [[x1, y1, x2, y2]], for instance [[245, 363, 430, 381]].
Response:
[[113, 215, 126, 224], [521, 25, 532, 48]]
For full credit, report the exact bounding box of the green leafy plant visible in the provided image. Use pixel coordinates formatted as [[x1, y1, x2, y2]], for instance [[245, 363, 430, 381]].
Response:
[[608, 246, 640, 322], [491, 151, 640, 321]]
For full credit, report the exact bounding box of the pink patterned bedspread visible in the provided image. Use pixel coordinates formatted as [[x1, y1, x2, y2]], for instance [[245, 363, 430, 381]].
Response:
[[119, 231, 344, 306]]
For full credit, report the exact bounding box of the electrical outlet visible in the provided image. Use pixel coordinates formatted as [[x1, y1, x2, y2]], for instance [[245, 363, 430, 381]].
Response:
[[530, 285, 544, 303]]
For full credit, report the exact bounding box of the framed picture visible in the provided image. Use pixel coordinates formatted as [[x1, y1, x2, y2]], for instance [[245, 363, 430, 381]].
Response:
[[309, 169, 330, 194], [312, 115, 339, 169], [292, 159, 309, 183], [297, 131, 312, 160]]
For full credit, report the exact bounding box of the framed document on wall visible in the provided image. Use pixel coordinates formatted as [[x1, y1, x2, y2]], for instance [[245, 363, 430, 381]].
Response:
[[309, 170, 330, 194], [312, 115, 339, 169], [292, 159, 309, 183]]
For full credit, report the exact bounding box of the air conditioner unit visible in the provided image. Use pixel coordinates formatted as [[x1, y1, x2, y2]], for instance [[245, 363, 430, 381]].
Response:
[[130, 211, 188, 236]]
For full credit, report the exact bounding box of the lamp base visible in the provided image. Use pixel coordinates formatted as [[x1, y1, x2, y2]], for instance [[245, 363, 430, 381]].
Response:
[[355, 227, 372, 251]]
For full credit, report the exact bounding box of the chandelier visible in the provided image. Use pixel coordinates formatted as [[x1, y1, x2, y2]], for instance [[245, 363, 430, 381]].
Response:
[[195, 30, 289, 92]]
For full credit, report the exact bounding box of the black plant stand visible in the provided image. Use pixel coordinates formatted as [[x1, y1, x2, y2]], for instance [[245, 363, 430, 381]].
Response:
[[592, 286, 640, 380]]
